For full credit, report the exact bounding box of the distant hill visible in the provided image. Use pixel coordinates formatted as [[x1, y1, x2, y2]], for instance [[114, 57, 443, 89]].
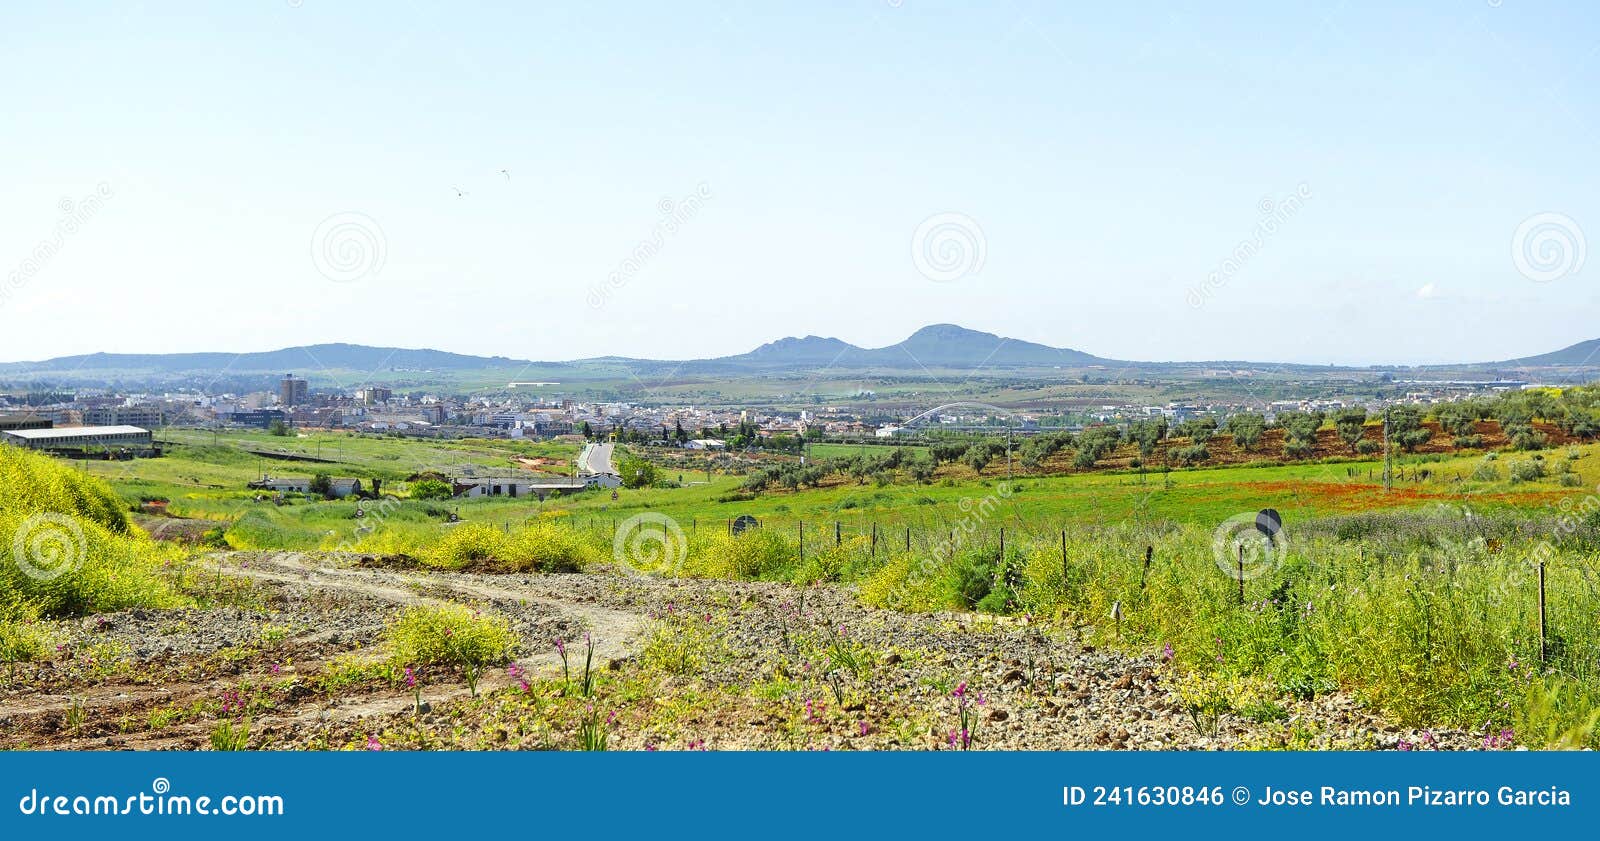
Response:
[[0, 344, 529, 375], [707, 324, 1106, 370], [5, 326, 1600, 383], [1502, 338, 1600, 367]]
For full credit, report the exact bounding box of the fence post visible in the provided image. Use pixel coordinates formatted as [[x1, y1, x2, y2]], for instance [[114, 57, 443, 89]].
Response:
[[905, 526, 911, 552], [1060, 530, 1068, 584], [999, 526, 1005, 559], [799, 521, 805, 563], [1237, 544, 1245, 604], [835, 521, 841, 546], [1140, 545, 1153, 590], [871, 524, 877, 558], [1538, 561, 1548, 664]]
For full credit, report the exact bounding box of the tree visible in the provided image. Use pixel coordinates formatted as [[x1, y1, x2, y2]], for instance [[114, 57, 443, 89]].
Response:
[[1129, 418, 1167, 458], [1176, 417, 1218, 444], [906, 454, 936, 483], [1226, 413, 1265, 451], [1434, 403, 1479, 440], [410, 478, 453, 500], [309, 473, 332, 499], [962, 444, 993, 473], [1387, 406, 1433, 452], [1334, 408, 1368, 453], [580, 421, 594, 440], [618, 456, 658, 489], [268, 419, 289, 437]]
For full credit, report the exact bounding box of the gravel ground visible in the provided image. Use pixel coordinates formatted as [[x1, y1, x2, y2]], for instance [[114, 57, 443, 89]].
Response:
[[1, 552, 1485, 751]]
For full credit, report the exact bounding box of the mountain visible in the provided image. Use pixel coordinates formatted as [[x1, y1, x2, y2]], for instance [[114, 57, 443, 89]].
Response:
[[707, 325, 1105, 370], [0, 344, 529, 375], [1502, 338, 1600, 367], [5, 327, 1600, 384], [873, 324, 1102, 367]]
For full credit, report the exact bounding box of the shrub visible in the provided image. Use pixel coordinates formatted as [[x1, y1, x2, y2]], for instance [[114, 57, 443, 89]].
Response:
[[1471, 461, 1502, 482], [0, 446, 128, 533], [1172, 444, 1209, 466], [1509, 460, 1547, 483], [384, 604, 518, 696], [684, 530, 794, 580], [1356, 439, 1382, 455], [1283, 439, 1315, 459], [504, 522, 594, 573], [0, 612, 49, 674], [0, 448, 184, 618], [409, 479, 453, 501], [425, 523, 510, 569]]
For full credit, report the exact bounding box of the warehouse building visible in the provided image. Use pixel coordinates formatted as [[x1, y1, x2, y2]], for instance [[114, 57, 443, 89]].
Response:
[[0, 425, 156, 457]]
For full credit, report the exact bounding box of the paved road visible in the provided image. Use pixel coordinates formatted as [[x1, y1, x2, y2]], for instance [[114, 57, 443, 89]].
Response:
[[580, 442, 616, 475]]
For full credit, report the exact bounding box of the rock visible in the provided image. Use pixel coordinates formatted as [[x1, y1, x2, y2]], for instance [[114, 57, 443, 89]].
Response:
[[986, 708, 1009, 722], [1001, 669, 1025, 684], [882, 652, 903, 666]]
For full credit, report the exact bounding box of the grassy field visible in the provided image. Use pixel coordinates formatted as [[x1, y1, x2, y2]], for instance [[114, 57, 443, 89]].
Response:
[[9, 428, 1600, 748]]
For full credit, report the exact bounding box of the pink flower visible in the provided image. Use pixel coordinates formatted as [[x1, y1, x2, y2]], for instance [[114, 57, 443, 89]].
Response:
[[858, 721, 871, 737], [405, 667, 416, 689], [952, 682, 967, 699], [366, 734, 382, 751]]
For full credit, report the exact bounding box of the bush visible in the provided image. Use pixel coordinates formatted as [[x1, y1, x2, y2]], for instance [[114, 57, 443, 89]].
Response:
[[1509, 460, 1547, 483], [409, 479, 453, 501], [425, 523, 510, 569], [1356, 439, 1382, 455], [685, 530, 794, 580], [0, 612, 49, 672], [0, 447, 184, 618], [1471, 461, 1502, 482], [504, 522, 595, 573], [384, 604, 518, 696]]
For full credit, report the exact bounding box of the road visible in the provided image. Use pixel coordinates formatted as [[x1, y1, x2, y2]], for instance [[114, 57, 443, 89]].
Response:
[[580, 441, 616, 475]]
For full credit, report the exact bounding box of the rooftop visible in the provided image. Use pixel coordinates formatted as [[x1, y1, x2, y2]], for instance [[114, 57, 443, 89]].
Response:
[[1, 425, 151, 440]]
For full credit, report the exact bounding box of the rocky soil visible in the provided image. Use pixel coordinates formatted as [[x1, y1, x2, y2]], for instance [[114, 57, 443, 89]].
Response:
[[0, 552, 1483, 751]]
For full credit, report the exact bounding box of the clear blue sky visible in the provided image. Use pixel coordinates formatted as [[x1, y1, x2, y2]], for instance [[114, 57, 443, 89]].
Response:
[[1, 1, 1595, 366]]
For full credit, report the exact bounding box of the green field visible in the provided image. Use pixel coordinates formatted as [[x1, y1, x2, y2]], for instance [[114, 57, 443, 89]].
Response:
[[69, 428, 1600, 559]]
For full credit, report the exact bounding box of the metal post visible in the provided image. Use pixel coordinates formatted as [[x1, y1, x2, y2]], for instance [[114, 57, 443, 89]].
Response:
[[1237, 544, 1245, 604], [1061, 530, 1068, 583], [1538, 561, 1548, 663]]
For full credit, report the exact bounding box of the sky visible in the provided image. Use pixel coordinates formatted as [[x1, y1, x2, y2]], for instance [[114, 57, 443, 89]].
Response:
[[1, 1, 1596, 366]]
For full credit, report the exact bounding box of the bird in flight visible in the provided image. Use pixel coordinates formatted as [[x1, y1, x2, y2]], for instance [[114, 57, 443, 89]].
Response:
[[500, 169, 511, 181], [453, 186, 468, 198]]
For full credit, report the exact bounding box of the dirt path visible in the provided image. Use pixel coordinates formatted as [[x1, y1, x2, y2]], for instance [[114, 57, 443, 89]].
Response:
[[3, 552, 1478, 751]]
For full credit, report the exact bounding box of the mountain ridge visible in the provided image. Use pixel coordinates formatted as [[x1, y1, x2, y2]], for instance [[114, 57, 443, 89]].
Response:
[[2, 325, 1598, 379]]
